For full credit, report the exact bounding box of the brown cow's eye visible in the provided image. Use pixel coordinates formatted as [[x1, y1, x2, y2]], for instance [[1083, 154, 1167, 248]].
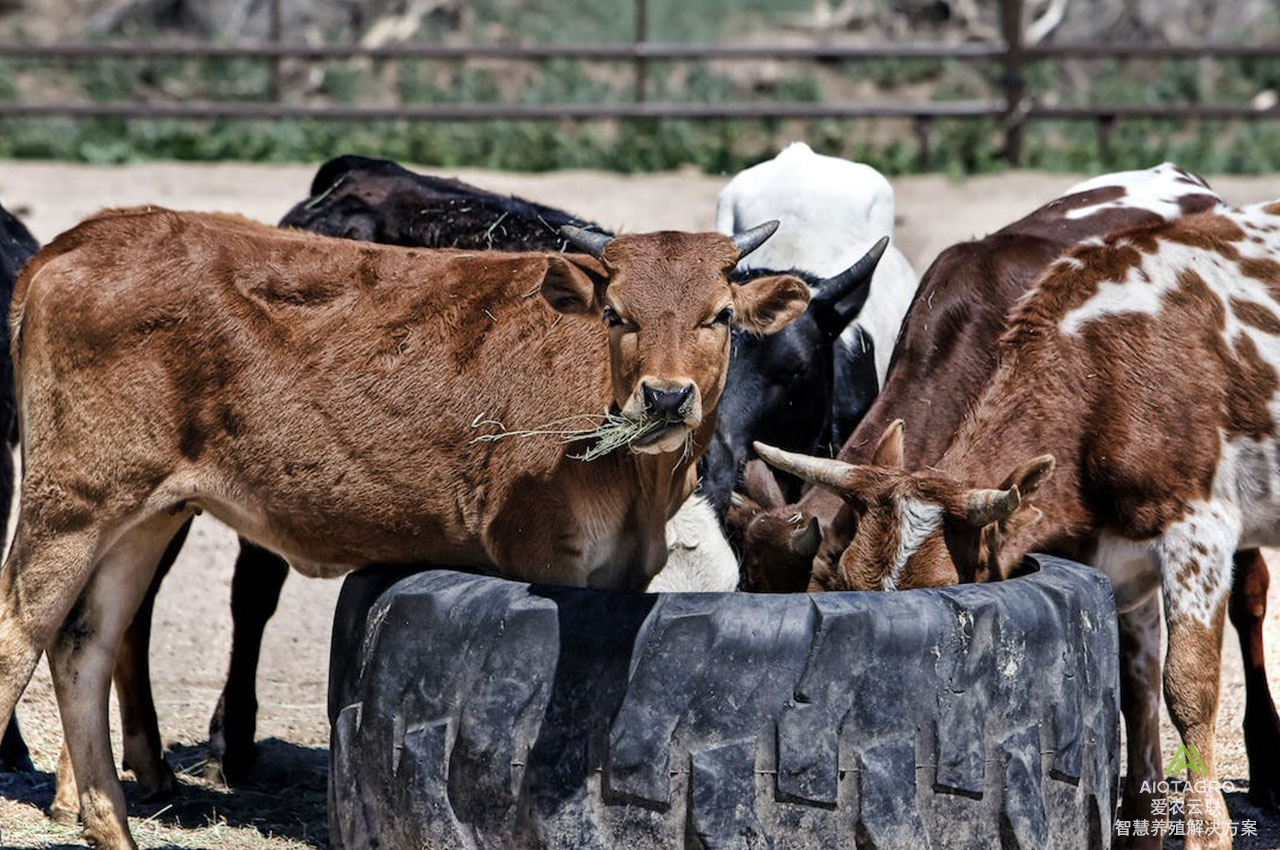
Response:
[[708, 306, 733, 327], [603, 306, 624, 327]]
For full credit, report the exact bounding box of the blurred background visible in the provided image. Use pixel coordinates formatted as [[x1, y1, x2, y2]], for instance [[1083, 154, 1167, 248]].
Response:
[[1, 0, 1280, 175]]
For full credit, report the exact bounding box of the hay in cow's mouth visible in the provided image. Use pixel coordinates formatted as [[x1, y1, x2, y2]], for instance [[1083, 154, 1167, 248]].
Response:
[[469, 411, 666, 461]]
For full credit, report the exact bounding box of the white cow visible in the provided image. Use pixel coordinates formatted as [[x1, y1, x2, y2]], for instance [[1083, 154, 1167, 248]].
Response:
[[647, 495, 739, 592], [716, 142, 919, 446]]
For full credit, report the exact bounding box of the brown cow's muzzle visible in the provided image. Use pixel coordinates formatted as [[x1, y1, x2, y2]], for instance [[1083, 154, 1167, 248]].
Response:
[[625, 377, 703, 454]]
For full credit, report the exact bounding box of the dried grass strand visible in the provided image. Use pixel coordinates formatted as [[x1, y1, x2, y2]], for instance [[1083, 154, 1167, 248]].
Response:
[[470, 411, 661, 461]]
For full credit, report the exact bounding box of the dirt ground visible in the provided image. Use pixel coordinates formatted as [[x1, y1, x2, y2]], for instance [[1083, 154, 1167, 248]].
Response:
[[0, 161, 1278, 848]]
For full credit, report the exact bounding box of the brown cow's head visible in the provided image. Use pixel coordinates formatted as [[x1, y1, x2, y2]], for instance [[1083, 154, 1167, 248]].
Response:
[[727, 459, 823, 592], [542, 223, 810, 454], [751, 422, 1054, 591]]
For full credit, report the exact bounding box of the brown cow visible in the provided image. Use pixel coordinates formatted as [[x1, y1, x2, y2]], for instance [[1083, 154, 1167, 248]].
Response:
[[731, 163, 1280, 826], [0, 207, 809, 850], [755, 201, 1280, 849]]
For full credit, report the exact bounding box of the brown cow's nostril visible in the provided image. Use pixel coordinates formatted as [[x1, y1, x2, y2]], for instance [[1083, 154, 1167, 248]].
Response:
[[642, 383, 693, 420]]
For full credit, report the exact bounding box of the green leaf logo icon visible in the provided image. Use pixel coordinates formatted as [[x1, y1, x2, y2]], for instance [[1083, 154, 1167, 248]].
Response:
[[1165, 744, 1207, 778]]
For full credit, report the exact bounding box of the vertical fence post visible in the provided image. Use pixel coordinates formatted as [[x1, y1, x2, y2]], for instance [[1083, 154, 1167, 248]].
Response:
[[1000, 0, 1026, 165], [1096, 114, 1115, 162], [634, 0, 648, 103], [268, 0, 283, 103], [914, 115, 932, 170]]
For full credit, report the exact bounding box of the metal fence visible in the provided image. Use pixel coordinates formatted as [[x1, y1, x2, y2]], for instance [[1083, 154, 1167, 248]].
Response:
[[1, 0, 1278, 164]]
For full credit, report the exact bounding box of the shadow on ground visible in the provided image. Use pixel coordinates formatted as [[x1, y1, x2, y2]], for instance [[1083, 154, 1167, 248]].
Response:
[[0, 738, 328, 849], [147, 739, 328, 846]]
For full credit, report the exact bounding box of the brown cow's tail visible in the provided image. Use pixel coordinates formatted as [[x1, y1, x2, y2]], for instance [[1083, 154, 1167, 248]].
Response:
[[9, 259, 35, 448], [9, 246, 59, 449]]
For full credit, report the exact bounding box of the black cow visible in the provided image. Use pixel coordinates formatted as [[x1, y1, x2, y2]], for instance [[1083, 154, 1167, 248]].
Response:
[[279, 153, 597, 250], [0, 201, 36, 774], [701, 238, 887, 521]]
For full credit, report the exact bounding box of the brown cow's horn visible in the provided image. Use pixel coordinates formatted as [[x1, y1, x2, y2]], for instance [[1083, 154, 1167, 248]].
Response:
[[790, 516, 822, 558], [731, 220, 780, 260], [560, 225, 612, 258], [753, 441, 858, 490], [963, 487, 1022, 527]]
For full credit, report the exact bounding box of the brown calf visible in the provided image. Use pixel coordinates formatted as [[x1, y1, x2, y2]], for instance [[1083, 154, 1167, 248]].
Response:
[[0, 207, 808, 850], [757, 202, 1280, 849]]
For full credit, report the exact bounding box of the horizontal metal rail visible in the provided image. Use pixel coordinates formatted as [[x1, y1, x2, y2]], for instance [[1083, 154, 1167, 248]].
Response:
[[0, 40, 1275, 63], [1030, 103, 1280, 120], [0, 41, 1007, 61], [0, 100, 1004, 120], [2, 100, 1271, 123]]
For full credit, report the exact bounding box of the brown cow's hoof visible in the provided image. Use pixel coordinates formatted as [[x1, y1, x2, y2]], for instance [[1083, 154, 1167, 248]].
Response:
[[126, 758, 177, 802], [49, 799, 79, 826]]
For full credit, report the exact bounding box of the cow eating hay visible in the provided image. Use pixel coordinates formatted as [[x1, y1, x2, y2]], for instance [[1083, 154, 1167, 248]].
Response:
[[755, 200, 1280, 849], [0, 207, 810, 850]]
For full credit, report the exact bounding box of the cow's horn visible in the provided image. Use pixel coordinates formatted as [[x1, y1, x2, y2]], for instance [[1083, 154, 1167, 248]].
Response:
[[732, 220, 780, 260], [812, 235, 890, 311], [560, 225, 612, 259], [963, 487, 1022, 527], [790, 516, 822, 558], [753, 441, 859, 491]]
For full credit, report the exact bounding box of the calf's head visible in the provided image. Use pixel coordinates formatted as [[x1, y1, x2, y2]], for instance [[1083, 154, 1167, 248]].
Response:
[[701, 236, 888, 516], [749, 422, 1054, 591], [547, 223, 809, 454]]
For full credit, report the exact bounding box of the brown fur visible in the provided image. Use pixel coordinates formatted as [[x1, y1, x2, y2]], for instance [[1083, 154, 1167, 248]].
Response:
[[732, 180, 1220, 590], [759, 206, 1280, 849], [0, 208, 808, 849]]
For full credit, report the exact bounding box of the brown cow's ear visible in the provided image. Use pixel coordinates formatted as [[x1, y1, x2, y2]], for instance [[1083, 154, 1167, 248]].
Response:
[[871, 419, 905, 468], [541, 254, 608, 315], [726, 490, 762, 535], [743, 459, 785, 509], [731, 275, 811, 334], [998, 454, 1055, 499]]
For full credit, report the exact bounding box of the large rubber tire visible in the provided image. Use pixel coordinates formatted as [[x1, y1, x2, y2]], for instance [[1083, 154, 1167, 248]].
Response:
[[327, 555, 1119, 850]]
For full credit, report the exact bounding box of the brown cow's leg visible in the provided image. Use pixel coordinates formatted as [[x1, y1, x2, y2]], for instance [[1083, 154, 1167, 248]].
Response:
[[1117, 595, 1165, 850], [49, 512, 189, 850], [49, 521, 190, 821], [1230, 549, 1280, 808], [112, 519, 191, 801], [0, 441, 34, 775], [1157, 524, 1233, 850], [50, 739, 78, 824], [0, 525, 104, 807], [206, 540, 288, 784]]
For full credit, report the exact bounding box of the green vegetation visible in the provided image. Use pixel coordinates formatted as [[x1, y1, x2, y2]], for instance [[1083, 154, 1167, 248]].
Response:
[[4, 16, 1280, 174]]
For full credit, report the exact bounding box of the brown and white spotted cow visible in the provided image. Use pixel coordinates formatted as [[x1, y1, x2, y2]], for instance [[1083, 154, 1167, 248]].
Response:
[[755, 200, 1280, 849], [733, 163, 1280, 821], [0, 208, 813, 850]]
